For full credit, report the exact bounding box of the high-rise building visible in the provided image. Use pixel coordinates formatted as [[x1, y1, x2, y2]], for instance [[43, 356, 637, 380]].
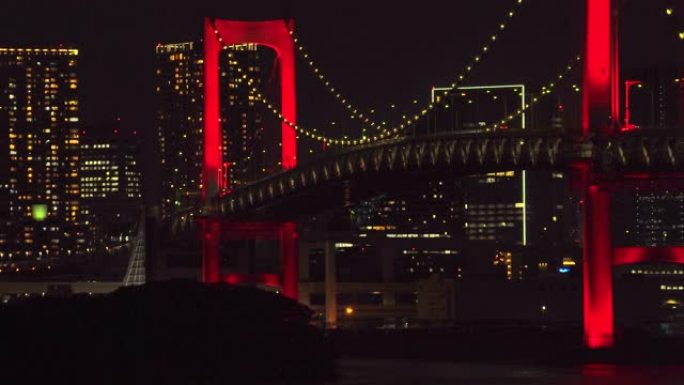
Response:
[[80, 124, 142, 247], [155, 42, 203, 220], [462, 171, 527, 245], [614, 185, 684, 247], [623, 67, 683, 129], [155, 41, 273, 220], [0, 47, 85, 266], [429, 85, 530, 246], [612, 69, 684, 247], [429, 85, 575, 248]]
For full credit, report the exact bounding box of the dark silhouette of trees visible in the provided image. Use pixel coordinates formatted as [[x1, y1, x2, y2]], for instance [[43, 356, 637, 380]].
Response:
[[0, 280, 335, 384]]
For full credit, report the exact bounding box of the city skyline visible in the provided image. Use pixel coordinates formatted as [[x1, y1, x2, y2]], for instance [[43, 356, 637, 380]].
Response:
[[0, 1, 680, 203], [0, 0, 684, 365]]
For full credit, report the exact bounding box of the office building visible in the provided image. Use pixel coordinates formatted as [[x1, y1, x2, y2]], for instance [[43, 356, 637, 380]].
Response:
[[80, 124, 142, 247], [155, 41, 272, 219], [0, 47, 85, 266]]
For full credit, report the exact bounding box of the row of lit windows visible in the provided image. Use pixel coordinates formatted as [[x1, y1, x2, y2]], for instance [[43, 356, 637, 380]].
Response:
[[632, 269, 684, 275], [81, 144, 110, 149], [0, 48, 78, 56], [465, 222, 517, 228]]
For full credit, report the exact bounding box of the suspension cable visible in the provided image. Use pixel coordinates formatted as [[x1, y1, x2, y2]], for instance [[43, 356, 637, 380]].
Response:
[[211, 23, 582, 146], [288, 0, 526, 135], [250, 55, 582, 145]]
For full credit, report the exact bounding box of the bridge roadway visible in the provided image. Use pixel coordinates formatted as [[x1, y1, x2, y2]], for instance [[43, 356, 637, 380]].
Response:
[[219, 129, 684, 219]]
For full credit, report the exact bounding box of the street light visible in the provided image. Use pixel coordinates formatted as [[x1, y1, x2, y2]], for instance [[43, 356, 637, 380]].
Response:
[[622, 80, 642, 132]]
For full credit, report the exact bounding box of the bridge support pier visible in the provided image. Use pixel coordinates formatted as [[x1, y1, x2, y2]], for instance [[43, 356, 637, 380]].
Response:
[[279, 222, 299, 300], [199, 219, 299, 299], [324, 241, 337, 329], [201, 219, 221, 284], [583, 184, 614, 349]]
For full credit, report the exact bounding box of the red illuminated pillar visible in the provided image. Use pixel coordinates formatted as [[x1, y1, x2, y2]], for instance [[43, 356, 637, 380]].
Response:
[[279, 222, 298, 300], [279, 24, 297, 169], [203, 18, 222, 210], [583, 0, 619, 136], [583, 184, 614, 348], [202, 219, 221, 283]]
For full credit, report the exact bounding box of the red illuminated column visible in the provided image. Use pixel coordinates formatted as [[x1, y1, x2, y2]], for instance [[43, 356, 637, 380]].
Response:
[[583, 184, 614, 348], [279, 222, 298, 300], [278, 35, 297, 169], [203, 18, 222, 210], [583, 0, 619, 136], [202, 219, 221, 284]]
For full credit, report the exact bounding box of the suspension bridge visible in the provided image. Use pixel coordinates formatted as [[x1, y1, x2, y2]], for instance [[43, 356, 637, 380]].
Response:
[[182, 0, 684, 349]]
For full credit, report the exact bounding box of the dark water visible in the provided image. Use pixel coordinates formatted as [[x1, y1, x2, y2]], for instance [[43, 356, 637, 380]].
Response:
[[333, 359, 684, 385]]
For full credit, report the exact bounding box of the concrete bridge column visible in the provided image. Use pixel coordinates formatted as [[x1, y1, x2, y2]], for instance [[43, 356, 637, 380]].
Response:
[[324, 241, 337, 329], [279, 222, 298, 300], [583, 184, 614, 349], [201, 219, 221, 284]]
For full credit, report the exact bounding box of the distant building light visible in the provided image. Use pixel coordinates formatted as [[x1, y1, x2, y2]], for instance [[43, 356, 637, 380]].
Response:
[[31, 204, 48, 222]]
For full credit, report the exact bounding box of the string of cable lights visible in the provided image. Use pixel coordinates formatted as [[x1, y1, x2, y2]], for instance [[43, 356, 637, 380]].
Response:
[[664, 2, 684, 40], [211, 24, 581, 146], [287, 0, 526, 135], [250, 54, 582, 145], [483, 55, 582, 132]]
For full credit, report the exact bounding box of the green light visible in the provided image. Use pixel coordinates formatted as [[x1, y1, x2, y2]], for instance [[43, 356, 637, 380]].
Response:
[[32, 204, 47, 222]]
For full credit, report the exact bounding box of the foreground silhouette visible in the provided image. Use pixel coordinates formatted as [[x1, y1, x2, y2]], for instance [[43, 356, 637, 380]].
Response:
[[0, 280, 335, 384]]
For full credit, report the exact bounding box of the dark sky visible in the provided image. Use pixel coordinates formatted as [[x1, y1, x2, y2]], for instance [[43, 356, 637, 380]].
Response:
[[0, 0, 681, 201], [1, 0, 679, 128]]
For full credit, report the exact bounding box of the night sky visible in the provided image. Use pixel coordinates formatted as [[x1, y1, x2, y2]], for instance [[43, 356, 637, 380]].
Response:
[[0, 0, 681, 202]]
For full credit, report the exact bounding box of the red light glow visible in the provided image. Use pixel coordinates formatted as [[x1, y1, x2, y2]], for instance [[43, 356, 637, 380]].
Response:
[[582, 0, 617, 136], [200, 219, 297, 299], [583, 184, 614, 349], [202, 18, 297, 206]]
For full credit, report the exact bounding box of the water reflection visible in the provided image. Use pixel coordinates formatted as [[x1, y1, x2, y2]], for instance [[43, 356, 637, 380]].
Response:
[[332, 360, 684, 385]]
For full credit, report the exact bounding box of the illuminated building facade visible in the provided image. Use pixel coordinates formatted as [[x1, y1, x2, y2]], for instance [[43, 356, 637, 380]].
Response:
[[155, 41, 272, 219], [0, 47, 85, 266], [622, 68, 684, 130], [430, 85, 574, 248], [349, 179, 463, 280], [431, 85, 531, 246], [80, 125, 142, 246], [155, 42, 204, 219], [463, 171, 526, 245], [614, 186, 684, 247]]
